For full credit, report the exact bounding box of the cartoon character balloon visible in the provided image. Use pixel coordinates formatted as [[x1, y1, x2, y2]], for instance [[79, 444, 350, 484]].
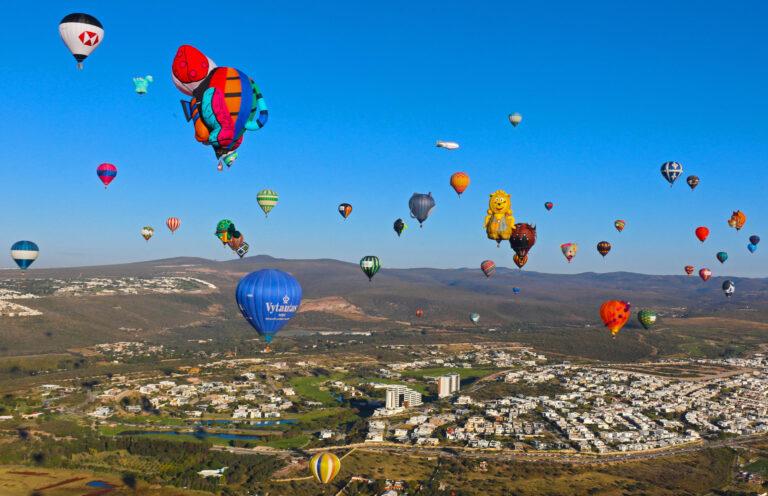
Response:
[[216, 220, 235, 244], [409, 193, 436, 227], [236, 269, 302, 347], [727, 210, 746, 231], [560, 243, 578, 263], [509, 223, 536, 268], [484, 190, 515, 246], [450, 172, 470, 197], [600, 300, 631, 336], [133, 75, 153, 95], [660, 161, 683, 186], [173, 45, 268, 170], [96, 163, 117, 188]]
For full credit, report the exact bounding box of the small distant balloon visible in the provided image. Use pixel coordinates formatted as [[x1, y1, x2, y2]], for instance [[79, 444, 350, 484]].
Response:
[[699, 268, 712, 282], [684, 265, 695, 276], [637, 310, 657, 330], [686, 175, 699, 190], [508, 113, 522, 127], [512, 287, 521, 295], [544, 202, 553, 211], [722, 280, 735, 298], [599, 300, 631, 336], [660, 161, 683, 186], [309, 452, 341, 484], [360, 256, 381, 281], [560, 243, 578, 263], [11, 241, 39, 270], [133, 75, 153, 95], [415, 308, 424, 318], [695, 226, 710, 243], [749, 235, 760, 246], [409, 193, 436, 227], [470, 312, 480, 324], [597, 241, 611, 257], [480, 260, 496, 278], [338, 203, 353, 220], [716, 251, 728, 264], [614, 220, 625, 232], [96, 163, 117, 188], [256, 189, 278, 217], [141, 226, 154, 241], [436, 140, 459, 150], [450, 172, 470, 197], [727, 210, 747, 231], [393, 219, 407, 237], [748, 243, 758, 253], [166, 217, 181, 234]]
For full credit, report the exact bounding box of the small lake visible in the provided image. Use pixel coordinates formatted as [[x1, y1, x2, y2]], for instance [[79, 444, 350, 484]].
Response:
[[118, 430, 264, 441]]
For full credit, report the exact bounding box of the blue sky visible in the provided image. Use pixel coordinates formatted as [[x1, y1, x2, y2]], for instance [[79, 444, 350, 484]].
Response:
[[1, 1, 766, 276]]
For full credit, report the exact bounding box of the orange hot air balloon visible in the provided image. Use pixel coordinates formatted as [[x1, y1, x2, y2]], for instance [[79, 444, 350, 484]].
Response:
[[449, 172, 470, 197], [727, 210, 746, 231], [166, 217, 181, 234], [695, 226, 709, 242], [513, 254, 528, 269], [684, 265, 695, 275], [599, 300, 631, 336]]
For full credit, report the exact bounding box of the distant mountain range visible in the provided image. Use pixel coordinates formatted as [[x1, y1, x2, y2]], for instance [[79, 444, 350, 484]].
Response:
[[0, 256, 766, 356]]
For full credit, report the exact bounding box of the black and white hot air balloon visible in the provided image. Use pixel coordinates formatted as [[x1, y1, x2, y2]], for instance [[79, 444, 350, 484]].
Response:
[[722, 280, 735, 298], [59, 13, 103, 69]]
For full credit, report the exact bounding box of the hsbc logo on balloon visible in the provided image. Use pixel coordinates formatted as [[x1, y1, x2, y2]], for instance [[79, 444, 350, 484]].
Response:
[[79, 31, 100, 46]]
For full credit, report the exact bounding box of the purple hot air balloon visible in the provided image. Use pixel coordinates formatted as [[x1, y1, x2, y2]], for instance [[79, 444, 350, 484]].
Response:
[[749, 235, 760, 246]]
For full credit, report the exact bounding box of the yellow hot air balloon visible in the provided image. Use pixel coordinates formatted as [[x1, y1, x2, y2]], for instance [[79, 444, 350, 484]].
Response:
[[483, 190, 515, 246], [309, 452, 341, 484]]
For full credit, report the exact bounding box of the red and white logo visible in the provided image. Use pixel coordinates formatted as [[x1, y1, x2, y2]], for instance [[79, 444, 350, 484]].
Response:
[[79, 31, 100, 46]]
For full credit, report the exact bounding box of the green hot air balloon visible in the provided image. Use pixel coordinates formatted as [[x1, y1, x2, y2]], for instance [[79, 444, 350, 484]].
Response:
[[637, 310, 657, 330], [257, 189, 278, 217], [716, 251, 728, 264], [360, 255, 380, 281]]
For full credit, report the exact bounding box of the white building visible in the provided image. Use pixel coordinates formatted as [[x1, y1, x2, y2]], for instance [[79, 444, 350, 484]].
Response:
[[438, 373, 461, 398], [385, 385, 422, 410]]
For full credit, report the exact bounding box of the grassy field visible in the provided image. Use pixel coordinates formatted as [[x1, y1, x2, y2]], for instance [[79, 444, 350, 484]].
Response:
[[400, 367, 499, 384], [745, 456, 768, 476], [289, 375, 343, 406]]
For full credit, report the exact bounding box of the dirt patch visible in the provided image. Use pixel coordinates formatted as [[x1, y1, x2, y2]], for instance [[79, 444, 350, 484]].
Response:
[[299, 297, 386, 322]]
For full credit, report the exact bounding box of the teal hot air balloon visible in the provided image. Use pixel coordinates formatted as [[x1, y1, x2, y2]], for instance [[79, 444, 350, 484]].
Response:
[[716, 251, 728, 264], [748, 243, 757, 253], [637, 310, 657, 330], [409, 192, 435, 227], [235, 269, 302, 346], [470, 313, 480, 324], [360, 256, 380, 281]]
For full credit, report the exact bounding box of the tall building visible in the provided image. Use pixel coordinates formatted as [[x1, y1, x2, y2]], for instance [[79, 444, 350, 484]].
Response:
[[385, 385, 422, 410], [438, 373, 461, 398]]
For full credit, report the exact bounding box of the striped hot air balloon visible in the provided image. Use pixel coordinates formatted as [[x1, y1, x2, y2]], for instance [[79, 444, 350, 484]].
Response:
[[360, 256, 380, 281], [338, 203, 353, 220], [256, 189, 278, 217], [11, 241, 39, 270], [480, 260, 496, 278], [166, 217, 181, 234], [59, 13, 103, 70], [309, 452, 341, 484], [96, 163, 117, 188]]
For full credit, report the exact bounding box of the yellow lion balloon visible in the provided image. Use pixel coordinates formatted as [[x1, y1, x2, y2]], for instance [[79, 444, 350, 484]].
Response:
[[484, 190, 515, 246]]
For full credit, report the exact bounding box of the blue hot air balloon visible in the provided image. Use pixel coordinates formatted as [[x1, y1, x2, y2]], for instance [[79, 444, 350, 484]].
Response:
[[235, 269, 302, 345], [748, 243, 757, 253], [409, 192, 436, 227], [749, 235, 760, 246], [660, 161, 683, 186], [10, 241, 39, 270], [512, 287, 521, 295]]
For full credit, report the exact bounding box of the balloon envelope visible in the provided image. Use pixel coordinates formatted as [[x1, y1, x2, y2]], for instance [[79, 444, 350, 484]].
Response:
[[166, 217, 181, 234], [480, 260, 496, 277], [360, 256, 381, 281], [660, 161, 683, 186], [686, 175, 700, 190], [309, 452, 341, 484], [544, 202, 553, 211], [257, 189, 278, 217], [716, 251, 728, 264], [637, 310, 657, 330], [393, 219, 407, 237], [699, 268, 712, 281], [235, 269, 302, 344], [512, 287, 521, 295], [748, 243, 757, 253], [338, 203, 353, 219], [470, 312, 480, 324], [722, 280, 735, 297], [749, 235, 760, 245], [508, 113, 522, 127], [96, 163, 117, 188], [10, 241, 39, 270], [59, 13, 103, 69], [695, 227, 710, 242], [614, 220, 625, 232], [450, 172, 470, 196], [409, 193, 436, 226], [600, 300, 631, 336], [684, 265, 695, 275], [597, 241, 611, 257]]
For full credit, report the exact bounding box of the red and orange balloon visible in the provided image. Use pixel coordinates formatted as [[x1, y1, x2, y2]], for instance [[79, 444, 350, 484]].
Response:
[[599, 300, 631, 336]]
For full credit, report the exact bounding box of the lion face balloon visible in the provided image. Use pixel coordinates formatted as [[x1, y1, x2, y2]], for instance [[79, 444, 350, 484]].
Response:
[[484, 190, 515, 246]]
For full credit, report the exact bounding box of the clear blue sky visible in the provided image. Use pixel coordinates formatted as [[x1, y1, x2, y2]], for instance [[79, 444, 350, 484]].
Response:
[[1, 1, 766, 276]]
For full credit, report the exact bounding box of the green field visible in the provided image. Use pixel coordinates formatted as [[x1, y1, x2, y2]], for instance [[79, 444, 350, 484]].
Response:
[[289, 375, 343, 406], [400, 367, 499, 381], [745, 457, 768, 476]]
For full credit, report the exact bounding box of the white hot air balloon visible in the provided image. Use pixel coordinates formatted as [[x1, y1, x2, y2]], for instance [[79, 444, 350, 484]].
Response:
[[508, 113, 522, 127], [436, 140, 459, 150], [59, 13, 104, 70]]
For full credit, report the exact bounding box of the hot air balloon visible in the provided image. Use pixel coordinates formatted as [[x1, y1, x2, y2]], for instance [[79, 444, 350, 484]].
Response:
[[141, 226, 154, 241], [699, 268, 712, 281], [10, 241, 39, 270], [166, 217, 181, 234], [174, 46, 268, 170], [597, 241, 611, 257], [716, 251, 728, 264], [748, 243, 758, 253], [216, 220, 235, 244], [722, 280, 735, 298], [309, 452, 341, 484], [338, 203, 353, 220], [512, 287, 521, 295], [59, 13, 103, 70], [393, 219, 407, 237], [415, 308, 424, 318], [96, 163, 117, 188], [436, 141, 459, 150], [686, 175, 699, 190], [360, 256, 380, 281], [684, 265, 695, 275], [637, 310, 657, 330], [509, 223, 536, 268], [480, 260, 496, 278], [508, 113, 522, 127], [695, 227, 710, 243], [749, 235, 760, 246], [133, 75, 153, 95], [228, 231, 244, 251], [660, 161, 683, 186], [484, 190, 515, 245], [599, 300, 631, 336], [409, 193, 436, 227], [727, 210, 747, 231], [544, 202, 553, 211], [236, 269, 302, 347], [614, 220, 625, 233], [470, 313, 480, 324], [256, 189, 278, 217], [560, 243, 578, 263], [450, 172, 470, 197]]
